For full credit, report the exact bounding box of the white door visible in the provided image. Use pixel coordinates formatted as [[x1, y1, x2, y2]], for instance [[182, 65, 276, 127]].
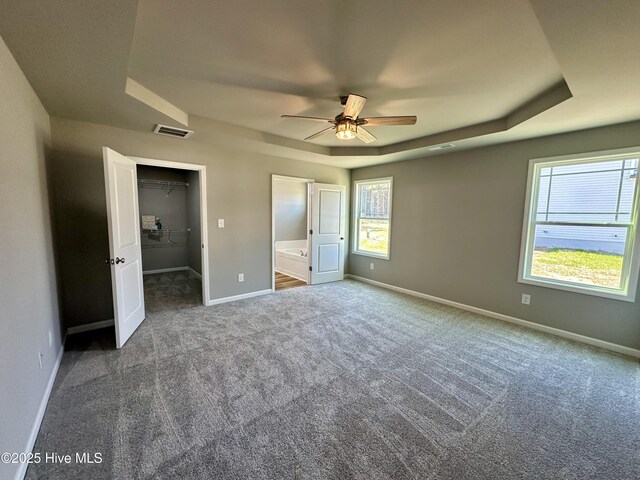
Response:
[[310, 183, 346, 284], [103, 147, 145, 348]]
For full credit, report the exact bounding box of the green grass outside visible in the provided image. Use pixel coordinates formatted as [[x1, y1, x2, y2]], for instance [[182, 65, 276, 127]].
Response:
[[358, 219, 389, 254], [531, 248, 623, 288]]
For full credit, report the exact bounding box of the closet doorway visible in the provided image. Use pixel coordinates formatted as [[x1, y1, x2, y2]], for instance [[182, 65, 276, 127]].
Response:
[[136, 165, 200, 301], [104, 150, 209, 348], [132, 157, 210, 309]]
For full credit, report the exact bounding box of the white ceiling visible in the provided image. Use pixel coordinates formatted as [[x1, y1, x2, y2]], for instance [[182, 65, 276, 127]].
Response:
[[1, 0, 640, 168]]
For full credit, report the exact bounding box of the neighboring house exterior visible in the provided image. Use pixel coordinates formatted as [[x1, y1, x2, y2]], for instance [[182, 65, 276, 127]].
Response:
[[534, 159, 638, 255]]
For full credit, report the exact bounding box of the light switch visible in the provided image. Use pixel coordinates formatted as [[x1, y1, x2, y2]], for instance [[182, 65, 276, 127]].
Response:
[[218, 219, 224, 228]]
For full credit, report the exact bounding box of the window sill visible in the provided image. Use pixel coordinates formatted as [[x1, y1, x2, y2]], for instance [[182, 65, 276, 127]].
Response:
[[352, 250, 390, 260], [518, 276, 635, 302]]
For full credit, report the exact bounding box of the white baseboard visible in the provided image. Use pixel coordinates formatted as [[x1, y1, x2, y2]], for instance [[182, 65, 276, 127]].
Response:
[[66, 319, 114, 335], [346, 274, 640, 358], [143, 266, 189, 275], [208, 289, 272, 306], [187, 267, 202, 279], [15, 344, 64, 480]]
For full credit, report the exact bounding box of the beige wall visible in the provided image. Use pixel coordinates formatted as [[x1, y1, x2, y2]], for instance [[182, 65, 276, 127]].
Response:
[[49, 117, 350, 327], [0, 36, 62, 480], [351, 120, 640, 350]]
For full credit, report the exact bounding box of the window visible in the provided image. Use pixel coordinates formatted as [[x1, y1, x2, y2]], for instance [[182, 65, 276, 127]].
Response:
[[353, 177, 393, 259], [519, 148, 640, 301]]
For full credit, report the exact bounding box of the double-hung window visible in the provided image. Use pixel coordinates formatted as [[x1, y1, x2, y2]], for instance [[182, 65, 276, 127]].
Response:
[[519, 148, 640, 301], [353, 177, 393, 259]]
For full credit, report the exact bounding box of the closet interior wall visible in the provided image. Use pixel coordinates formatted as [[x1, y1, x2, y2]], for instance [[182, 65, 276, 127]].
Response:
[[137, 165, 191, 272]]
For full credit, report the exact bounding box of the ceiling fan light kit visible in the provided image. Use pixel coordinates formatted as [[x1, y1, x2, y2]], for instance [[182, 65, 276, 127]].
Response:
[[282, 93, 417, 144], [336, 120, 357, 140]]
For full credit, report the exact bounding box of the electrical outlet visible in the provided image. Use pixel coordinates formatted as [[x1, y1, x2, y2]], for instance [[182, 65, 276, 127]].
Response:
[[238, 273, 244, 282], [521, 294, 531, 305], [369, 263, 375, 270], [48, 330, 53, 348], [38, 352, 43, 369], [218, 218, 225, 228]]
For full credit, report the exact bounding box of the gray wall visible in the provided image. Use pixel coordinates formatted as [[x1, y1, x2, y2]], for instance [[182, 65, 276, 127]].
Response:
[[0, 35, 63, 480], [49, 117, 350, 326], [137, 165, 189, 272], [351, 120, 640, 350], [274, 178, 308, 242], [186, 170, 201, 275]]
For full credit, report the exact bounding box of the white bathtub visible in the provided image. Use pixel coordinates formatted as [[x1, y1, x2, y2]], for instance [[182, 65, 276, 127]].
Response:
[[275, 241, 309, 282]]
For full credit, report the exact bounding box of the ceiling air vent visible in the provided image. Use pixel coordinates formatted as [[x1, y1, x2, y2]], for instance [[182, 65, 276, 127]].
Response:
[[153, 124, 193, 139], [427, 144, 454, 151]]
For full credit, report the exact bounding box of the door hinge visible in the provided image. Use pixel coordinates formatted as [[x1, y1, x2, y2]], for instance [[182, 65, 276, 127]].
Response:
[[309, 266, 312, 272], [309, 229, 313, 235]]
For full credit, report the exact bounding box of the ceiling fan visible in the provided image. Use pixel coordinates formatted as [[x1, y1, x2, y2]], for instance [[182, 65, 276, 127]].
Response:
[[281, 93, 417, 143]]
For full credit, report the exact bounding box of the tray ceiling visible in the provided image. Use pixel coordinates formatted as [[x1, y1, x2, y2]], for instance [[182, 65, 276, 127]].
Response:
[[1, 0, 640, 167]]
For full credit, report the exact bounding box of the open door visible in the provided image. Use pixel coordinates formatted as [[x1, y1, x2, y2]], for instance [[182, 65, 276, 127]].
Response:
[[103, 147, 145, 348], [310, 183, 346, 284]]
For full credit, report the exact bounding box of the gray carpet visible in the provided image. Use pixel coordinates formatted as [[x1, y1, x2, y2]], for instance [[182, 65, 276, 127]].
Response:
[[26, 273, 640, 479]]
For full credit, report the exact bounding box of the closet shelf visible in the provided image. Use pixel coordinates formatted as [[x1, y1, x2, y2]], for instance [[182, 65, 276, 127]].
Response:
[[137, 179, 189, 190]]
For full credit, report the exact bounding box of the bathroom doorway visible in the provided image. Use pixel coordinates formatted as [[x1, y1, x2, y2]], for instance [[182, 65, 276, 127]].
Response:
[[271, 175, 312, 291]]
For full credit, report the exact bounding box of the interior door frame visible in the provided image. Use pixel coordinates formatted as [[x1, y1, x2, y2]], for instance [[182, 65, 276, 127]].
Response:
[[271, 174, 314, 292], [130, 156, 210, 306]]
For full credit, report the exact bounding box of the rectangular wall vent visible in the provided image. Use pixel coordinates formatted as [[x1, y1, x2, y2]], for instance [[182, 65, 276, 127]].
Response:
[[153, 124, 193, 139]]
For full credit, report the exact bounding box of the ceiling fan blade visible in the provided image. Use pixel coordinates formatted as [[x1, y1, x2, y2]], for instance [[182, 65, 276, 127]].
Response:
[[361, 116, 417, 126], [281, 115, 334, 123], [304, 126, 335, 141], [355, 126, 377, 144], [343, 94, 367, 119]]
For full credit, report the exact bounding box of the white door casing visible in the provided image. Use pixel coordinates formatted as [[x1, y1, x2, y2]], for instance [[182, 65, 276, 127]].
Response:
[[310, 183, 345, 284], [103, 147, 145, 348]]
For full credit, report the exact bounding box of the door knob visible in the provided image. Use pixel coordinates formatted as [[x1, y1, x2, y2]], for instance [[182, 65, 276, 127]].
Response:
[[115, 257, 125, 264]]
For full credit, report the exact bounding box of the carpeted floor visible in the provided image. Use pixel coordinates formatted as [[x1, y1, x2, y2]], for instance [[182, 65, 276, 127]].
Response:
[[26, 273, 640, 479]]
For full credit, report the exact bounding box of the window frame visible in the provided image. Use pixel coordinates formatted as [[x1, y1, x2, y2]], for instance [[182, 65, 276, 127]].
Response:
[[353, 177, 394, 260], [518, 147, 640, 302]]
